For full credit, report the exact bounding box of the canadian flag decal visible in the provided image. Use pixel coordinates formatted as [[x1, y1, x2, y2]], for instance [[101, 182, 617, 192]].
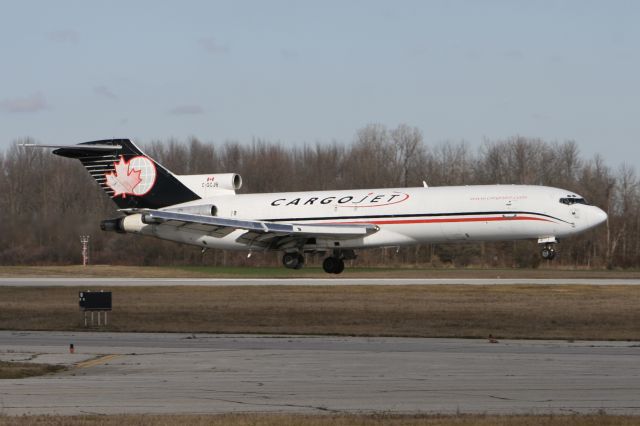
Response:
[[105, 156, 157, 198]]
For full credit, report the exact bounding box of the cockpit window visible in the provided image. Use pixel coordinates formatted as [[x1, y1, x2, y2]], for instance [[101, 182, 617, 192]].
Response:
[[559, 197, 588, 205]]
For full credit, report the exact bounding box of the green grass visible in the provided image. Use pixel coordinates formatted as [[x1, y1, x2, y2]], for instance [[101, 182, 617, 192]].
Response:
[[175, 265, 640, 278], [172, 264, 434, 277], [3, 264, 640, 278], [174, 265, 332, 276]]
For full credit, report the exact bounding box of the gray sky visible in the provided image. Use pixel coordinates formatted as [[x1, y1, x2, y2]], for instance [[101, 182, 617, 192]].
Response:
[[1, 0, 638, 168]]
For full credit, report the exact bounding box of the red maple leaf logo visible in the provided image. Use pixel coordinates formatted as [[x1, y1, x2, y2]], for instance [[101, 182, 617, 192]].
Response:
[[105, 156, 143, 198]]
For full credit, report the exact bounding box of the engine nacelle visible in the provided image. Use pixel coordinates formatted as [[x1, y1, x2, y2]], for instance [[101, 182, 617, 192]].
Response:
[[163, 204, 218, 216], [177, 173, 242, 197], [100, 217, 125, 233], [101, 215, 147, 234]]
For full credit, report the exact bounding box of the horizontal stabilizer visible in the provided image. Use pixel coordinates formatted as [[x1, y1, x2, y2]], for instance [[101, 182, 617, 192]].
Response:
[[21, 143, 122, 151], [22, 142, 123, 158]]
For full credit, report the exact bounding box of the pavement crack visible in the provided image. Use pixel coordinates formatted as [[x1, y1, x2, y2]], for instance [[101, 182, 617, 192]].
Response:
[[79, 409, 107, 415], [487, 394, 513, 401], [192, 396, 341, 413], [487, 394, 554, 403]]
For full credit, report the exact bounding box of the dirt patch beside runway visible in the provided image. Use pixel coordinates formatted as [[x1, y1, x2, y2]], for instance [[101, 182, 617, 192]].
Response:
[[1, 285, 639, 340], [0, 360, 65, 379]]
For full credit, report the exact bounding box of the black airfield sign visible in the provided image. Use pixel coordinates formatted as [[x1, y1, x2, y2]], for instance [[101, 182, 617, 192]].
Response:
[[79, 291, 112, 311]]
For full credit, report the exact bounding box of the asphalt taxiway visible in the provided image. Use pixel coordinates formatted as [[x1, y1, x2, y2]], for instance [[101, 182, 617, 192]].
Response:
[[1, 331, 638, 415], [1, 277, 640, 286]]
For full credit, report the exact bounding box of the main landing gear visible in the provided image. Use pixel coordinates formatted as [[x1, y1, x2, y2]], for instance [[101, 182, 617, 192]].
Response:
[[282, 252, 305, 270], [322, 256, 345, 274], [322, 249, 356, 274], [282, 249, 355, 274]]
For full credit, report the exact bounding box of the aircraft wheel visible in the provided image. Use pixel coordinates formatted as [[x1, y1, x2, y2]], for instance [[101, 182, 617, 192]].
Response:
[[323, 257, 345, 274], [282, 253, 300, 269], [294, 253, 305, 269], [322, 257, 336, 273], [541, 247, 556, 260]]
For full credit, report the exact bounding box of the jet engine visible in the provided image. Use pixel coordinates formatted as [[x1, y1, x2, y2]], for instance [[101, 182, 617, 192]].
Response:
[[177, 173, 242, 197]]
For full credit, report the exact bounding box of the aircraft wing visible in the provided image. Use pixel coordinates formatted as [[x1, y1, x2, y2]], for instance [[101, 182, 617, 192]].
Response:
[[140, 210, 378, 248]]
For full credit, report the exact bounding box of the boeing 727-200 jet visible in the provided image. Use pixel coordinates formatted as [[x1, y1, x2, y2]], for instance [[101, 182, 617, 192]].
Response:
[[28, 139, 608, 273]]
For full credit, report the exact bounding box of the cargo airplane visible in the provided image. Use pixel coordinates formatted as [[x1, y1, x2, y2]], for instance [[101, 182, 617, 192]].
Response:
[[28, 139, 608, 273]]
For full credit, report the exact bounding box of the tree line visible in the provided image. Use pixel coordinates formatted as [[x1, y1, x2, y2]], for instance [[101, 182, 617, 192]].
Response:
[[0, 124, 637, 269]]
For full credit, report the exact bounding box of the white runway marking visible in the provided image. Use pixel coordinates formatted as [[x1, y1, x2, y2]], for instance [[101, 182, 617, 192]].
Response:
[[1, 277, 640, 286]]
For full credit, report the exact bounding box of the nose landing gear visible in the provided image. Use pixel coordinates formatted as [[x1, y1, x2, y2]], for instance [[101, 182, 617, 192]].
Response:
[[538, 237, 558, 261], [541, 245, 556, 260]]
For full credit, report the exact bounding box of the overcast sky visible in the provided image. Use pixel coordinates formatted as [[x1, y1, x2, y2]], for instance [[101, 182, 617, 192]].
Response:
[[1, 0, 638, 168]]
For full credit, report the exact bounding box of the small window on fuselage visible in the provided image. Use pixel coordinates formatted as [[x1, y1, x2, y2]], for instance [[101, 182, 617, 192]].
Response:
[[559, 197, 588, 205]]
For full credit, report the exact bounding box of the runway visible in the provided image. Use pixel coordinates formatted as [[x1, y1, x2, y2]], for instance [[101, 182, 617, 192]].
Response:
[[2, 277, 640, 286], [1, 331, 638, 415]]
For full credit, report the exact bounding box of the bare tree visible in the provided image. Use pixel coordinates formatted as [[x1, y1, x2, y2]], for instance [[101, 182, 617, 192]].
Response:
[[0, 129, 634, 269], [391, 124, 424, 187]]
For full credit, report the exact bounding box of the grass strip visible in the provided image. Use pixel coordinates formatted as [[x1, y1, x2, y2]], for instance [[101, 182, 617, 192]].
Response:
[[2, 265, 640, 278], [1, 285, 639, 340]]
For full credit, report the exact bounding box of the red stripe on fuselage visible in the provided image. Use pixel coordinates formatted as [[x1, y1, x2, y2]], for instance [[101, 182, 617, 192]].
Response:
[[318, 215, 554, 226]]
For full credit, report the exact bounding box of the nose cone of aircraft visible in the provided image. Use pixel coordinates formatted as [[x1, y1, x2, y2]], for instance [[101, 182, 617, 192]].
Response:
[[591, 207, 608, 227]]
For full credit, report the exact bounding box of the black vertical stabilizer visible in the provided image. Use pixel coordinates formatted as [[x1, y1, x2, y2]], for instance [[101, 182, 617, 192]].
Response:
[[52, 139, 200, 209]]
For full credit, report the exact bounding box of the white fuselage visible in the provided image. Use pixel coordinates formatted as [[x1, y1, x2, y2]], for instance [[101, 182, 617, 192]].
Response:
[[123, 185, 608, 252]]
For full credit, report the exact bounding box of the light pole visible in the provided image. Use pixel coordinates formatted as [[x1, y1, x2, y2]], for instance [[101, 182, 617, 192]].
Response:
[[80, 235, 90, 266]]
